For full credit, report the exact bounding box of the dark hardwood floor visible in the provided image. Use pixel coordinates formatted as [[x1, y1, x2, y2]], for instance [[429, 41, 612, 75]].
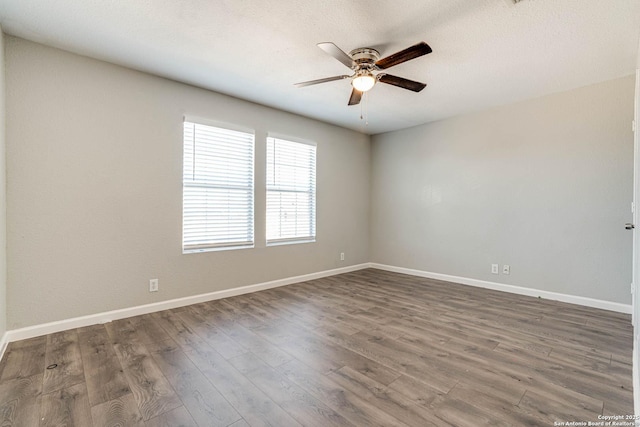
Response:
[[0, 268, 633, 426]]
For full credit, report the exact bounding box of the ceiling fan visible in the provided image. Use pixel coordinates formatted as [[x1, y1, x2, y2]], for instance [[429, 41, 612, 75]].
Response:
[[295, 41, 432, 106]]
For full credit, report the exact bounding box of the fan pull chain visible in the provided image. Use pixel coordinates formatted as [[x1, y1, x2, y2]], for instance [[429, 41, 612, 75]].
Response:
[[360, 92, 369, 126], [365, 92, 369, 126]]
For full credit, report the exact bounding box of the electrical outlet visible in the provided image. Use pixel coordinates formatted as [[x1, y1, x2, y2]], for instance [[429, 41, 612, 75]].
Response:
[[149, 279, 158, 292], [340, 252, 345, 261], [502, 265, 510, 275], [491, 264, 499, 274]]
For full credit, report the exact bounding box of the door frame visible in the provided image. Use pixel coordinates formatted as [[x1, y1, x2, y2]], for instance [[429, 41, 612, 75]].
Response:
[[633, 69, 639, 415]]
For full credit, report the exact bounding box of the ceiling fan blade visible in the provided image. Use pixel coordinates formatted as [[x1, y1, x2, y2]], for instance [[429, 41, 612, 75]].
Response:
[[378, 74, 426, 92], [294, 75, 350, 87], [375, 42, 432, 70], [348, 88, 362, 106], [317, 42, 355, 69]]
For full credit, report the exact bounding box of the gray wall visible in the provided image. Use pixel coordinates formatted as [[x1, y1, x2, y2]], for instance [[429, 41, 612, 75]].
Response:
[[4, 35, 635, 330], [371, 76, 635, 305], [0, 27, 6, 338], [5, 37, 370, 329]]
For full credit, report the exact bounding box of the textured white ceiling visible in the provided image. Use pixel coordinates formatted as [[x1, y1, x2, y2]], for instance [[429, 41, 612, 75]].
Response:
[[0, 0, 639, 134]]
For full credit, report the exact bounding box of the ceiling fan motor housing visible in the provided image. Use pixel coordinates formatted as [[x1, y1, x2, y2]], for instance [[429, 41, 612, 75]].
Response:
[[349, 48, 380, 70]]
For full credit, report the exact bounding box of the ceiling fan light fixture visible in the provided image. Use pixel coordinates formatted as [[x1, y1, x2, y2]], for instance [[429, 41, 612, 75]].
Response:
[[297, 41, 431, 105], [352, 73, 376, 92]]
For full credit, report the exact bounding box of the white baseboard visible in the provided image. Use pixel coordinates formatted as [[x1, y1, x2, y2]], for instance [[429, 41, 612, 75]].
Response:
[[0, 332, 7, 362], [369, 263, 632, 314], [5, 263, 370, 343]]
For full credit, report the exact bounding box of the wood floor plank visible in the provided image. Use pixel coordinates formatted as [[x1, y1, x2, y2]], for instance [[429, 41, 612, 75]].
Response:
[[0, 336, 46, 382], [278, 359, 409, 427], [446, 381, 547, 426], [386, 374, 445, 407], [205, 306, 294, 368], [330, 365, 449, 427], [610, 359, 634, 387], [40, 382, 92, 427], [228, 352, 355, 427], [183, 339, 303, 427], [274, 287, 404, 340], [444, 319, 554, 357], [216, 299, 266, 330], [149, 310, 197, 343], [246, 301, 404, 386], [431, 397, 512, 427], [254, 291, 361, 334], [43, 330, 85, 394], [318, 327, 459, 394], [144, 405, 198, 427], [90, 393, 144, 426], [0, 374, 43, 427], [517, 389, 603, 426], [148, 339, 241, 427], [548, 343, 612, 367], [112, 340, 182, 421], [78, 324, 131, 406], [105, 318, 142, 346], [492, 341, 631, 408], [224, 294, 286, 325], [177, 306, 248, 359], [129, 315, 174, 344]]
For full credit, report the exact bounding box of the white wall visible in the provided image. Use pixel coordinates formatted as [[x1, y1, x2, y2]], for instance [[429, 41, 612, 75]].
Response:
[[5, 37, 370, 329], [0, 27, 6, 339], [371, 76, 635, 305]]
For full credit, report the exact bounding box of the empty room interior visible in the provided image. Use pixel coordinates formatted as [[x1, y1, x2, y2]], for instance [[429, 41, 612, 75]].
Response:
[[0, 0, 639, 426]]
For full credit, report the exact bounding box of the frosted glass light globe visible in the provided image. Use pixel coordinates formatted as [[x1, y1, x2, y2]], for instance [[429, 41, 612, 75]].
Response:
[[352, 74, 375, 92]]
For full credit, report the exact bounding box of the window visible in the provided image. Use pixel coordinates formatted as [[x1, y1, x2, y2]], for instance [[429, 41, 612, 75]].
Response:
[[183, 120, 254, 252], [266, 136, 316, 245]]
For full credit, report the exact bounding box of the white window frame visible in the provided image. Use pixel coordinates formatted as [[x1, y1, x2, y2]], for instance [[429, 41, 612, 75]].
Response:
[[182, 119, 255, 253], [266, 135, 317, 246]]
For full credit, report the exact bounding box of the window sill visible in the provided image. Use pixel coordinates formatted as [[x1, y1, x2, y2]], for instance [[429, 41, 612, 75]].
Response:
[[183, 244, 255, 254], [266, 239, 316, 247]]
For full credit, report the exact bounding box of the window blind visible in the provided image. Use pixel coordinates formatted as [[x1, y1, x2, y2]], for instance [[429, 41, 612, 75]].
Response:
[[266, 137, 316, 245], [183, 121, 254, 252]]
